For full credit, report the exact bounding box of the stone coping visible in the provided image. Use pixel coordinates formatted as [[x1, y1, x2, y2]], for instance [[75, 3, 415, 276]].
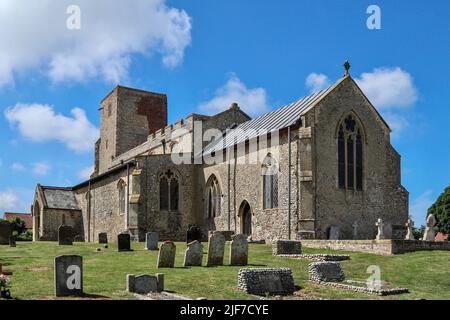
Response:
[[275, 254, 350, 261], [310, 280, 409, 296]]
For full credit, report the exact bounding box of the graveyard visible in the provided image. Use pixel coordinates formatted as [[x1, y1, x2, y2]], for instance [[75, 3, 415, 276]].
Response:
[[1, 240, 449, 300]]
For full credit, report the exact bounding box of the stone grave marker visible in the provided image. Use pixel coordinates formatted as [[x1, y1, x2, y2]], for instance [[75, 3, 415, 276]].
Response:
[[206, 231, 226, 267], [0, 221, 12, 245], [237, 268, 295, 296], [98, 233, 108, 244], [352, 222, 358, 240], [54, 255, 83, 297], [58, 225, 74, 245], [183, 240, 203, 267], [405, 219, 415, 240], [118, 233, 132, 252], [375, 218, 385, 240], [157, 241, 176, 268], [230, 234, 248, 266], [127, 274, 158, 294], [9, 236, 16, 247], [423, 214, 436, 241], [308, 262, 345, 283], [145, 232, 159, 250], [186, 225, 202, 243], [328, 226, 340, 240], [272, 240, 302, 255]]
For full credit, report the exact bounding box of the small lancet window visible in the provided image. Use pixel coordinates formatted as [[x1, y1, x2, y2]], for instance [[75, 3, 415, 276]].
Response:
[[159, 170, 179, 212]]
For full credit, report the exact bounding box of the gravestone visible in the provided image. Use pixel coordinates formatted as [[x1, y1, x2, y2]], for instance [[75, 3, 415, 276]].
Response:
[[237, 268, 295, 296], [54, 255, 83, 297], [328, 226, 340, 240], [405, 219, 415, 240], [423, 214, 436, 241], [98, 233, 108, 244], [183, 240, 203, 267], [156, 273, 164, 292], [230, 234, 248, 266], [352, 222, 358, 240], [127, 274, 158, 294], [206, 231, 226, 267], [157, 241, 176, 268], [272, 240, 302, 255], [0, 221, 12, 245], [145, 232, 159, 251], [209, 230, 235, 241], [375, 218, 385, 240], [383, 223, 393, 239], [58, 225, 74, 245], [9, 236, 16, 247], [308, 262, 345, 283], [118, 233, 132, 252], [186, 225, 202, 244]]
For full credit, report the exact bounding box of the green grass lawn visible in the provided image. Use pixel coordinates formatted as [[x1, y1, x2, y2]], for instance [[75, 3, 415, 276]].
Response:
[[1, 242, 449, 300]]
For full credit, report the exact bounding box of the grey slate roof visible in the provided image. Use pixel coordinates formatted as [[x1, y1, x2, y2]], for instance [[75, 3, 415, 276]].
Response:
[[202, 82, 338, 156], [42, 187, 80, 210]]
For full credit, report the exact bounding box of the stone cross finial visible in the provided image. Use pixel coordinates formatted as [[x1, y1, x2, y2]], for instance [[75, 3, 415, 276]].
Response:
[[375, 218, 384, 240], [405, 218, 414, 240], [422, 214, 436, 241], [344, 60, 351, 76]]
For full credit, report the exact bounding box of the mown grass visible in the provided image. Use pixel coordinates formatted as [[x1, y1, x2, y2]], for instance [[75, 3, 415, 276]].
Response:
[[0, 242, 449, 300]]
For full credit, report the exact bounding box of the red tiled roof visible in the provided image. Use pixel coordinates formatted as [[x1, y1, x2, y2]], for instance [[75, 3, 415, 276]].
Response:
[[3, 213, 33, 229], [435, 232, 449, 241]]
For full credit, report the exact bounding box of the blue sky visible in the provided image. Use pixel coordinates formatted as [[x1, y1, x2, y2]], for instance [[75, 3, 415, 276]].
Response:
[[0, 0, 449, 226]]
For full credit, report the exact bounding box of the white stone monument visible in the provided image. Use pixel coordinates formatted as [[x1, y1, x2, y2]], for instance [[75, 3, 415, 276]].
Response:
[[405, 218, 415, 240], [422, 214, 436, 241]]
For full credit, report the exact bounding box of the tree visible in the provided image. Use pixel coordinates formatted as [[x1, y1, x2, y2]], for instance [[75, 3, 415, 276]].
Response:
[[8, 217, 26, 236], [427, 186, 450, 234]]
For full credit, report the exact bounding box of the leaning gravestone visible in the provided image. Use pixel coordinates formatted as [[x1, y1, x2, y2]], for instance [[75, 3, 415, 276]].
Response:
[[157, 241, 176, 268], [272, 240, 302, 255], [145, 232, 159, 251], [230, 234, 248, 266], [0, 221, 12, 245], [238, 268, 295, 296], [423, 214, 436, 241], [54, 255, 83, 297], [186, 225, 202, 244], [118, 233, 132, 252], [98, 233, 108, 244], [58, 225, 74, 245], [308, 262, 345, 283], [183, 240, 203, 267], [206, 232, 226, 267]]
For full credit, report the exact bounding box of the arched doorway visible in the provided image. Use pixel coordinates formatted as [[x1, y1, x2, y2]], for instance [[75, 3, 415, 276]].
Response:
[[239, 201, 252, 236]]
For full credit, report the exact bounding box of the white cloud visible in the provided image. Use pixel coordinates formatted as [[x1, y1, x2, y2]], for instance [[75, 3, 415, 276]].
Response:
[[382, 112, 409, 138], [410, 190, 434, 226], [0, 0, 191, 86], [78, 165, 94, 181], [32, 162, 51, 176], [0, 190, 20, 211], [355, 67, 418, 109], [11, 163, 25, 172], [305, 73, 331, 93], [5, 103, 99, 153], [198, 74, 269, 117]]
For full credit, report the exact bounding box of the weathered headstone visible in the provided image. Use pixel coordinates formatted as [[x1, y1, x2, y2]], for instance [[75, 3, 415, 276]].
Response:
[[206, 231, 226, 267], [145, 232, 159, 250], [54, 255, 83, 297], [308, 262, 345, 283], [58, 225, 74, 245], [127, 274, 158, 294], [98, 233, 108, 244], [186, 225, 202, 244], [352, 222, 358, 240], [230, 234, 248, 266], [156, 273, 164, 292], [0, 221, 12, 245], [118, 233, 132, 252], [422, 214, 436, 241], [9, 236, 16, 247], [405, 219, 415, 240], [208, 230, 235, 241], [375, 218, 385, 240], [328, 226, 340, 240], [237, 268, 295, 296], [272, 240, 302, 255], [157, 241, 176, 268], [183, 240, 203, 267]]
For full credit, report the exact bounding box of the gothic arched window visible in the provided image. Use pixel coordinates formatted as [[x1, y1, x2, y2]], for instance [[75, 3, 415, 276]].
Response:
[[338, 114, 364, 191], [206, 175, 221, 218], [118, 180, 126, 215], [160, 170, 179, 211], [262, 154, 279, 209]]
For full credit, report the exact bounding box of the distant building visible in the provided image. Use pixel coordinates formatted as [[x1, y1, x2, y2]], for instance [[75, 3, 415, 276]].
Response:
[[435, 233, 449, 241], [3, 212, 33, 231]]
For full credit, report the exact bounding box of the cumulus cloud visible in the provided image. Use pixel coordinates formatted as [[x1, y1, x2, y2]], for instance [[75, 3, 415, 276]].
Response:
[[355, 67, 418, 109], [305, 73, 331, 93], [32, 162, 51, 176], [5, 103, 99, 153], [78, 165, 94, 181], [0, 0, 192, 86], [0, 190, 20, 211], [11, 163, 26, 172], [198, 74, 269, 117], [410, 190, 434, 226]]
